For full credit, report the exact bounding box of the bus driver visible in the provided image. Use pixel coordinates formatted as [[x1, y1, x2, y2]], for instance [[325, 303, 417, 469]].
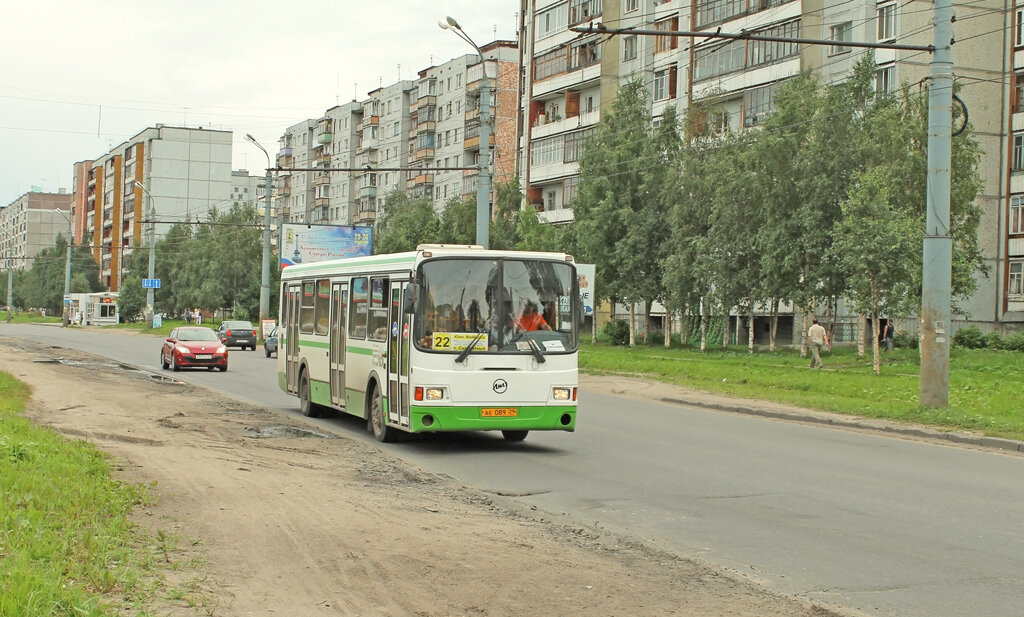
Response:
[[514, 301, 552, 332]]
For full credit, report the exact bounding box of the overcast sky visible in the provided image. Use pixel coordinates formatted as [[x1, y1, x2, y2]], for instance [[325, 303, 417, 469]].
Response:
[[0, 1, 519, 205]]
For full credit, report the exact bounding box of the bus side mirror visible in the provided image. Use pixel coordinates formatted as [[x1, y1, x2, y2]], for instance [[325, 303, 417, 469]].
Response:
[[403, 283, 419, 314]]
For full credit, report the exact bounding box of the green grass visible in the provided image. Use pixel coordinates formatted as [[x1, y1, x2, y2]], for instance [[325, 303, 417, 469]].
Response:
[[580, 342, 1024, 441], [0, 371, 173, 616]]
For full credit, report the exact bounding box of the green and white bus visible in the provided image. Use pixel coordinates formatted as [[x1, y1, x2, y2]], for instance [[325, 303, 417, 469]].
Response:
[[277, 244, 579, 442]]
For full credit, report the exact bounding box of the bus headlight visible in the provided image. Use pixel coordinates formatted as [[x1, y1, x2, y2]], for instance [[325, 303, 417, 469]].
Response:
[[552, 387, 571, 401], [425, 387, 445, 400]]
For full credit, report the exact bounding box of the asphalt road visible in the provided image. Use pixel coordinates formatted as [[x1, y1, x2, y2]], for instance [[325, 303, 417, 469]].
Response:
[[3, 322, 1022, 617]]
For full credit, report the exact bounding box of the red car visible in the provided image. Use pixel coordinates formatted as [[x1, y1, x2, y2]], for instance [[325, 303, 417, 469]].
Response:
[[161, 327, 229, 371]]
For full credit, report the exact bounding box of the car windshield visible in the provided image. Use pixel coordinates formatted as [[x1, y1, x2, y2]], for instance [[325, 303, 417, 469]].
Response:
[[177, 328, 219, 342], [414, 257, 578, 355]]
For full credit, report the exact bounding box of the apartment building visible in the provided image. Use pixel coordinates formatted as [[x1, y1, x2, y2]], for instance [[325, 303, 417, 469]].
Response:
[[518, 0, 1016, 328], [273, 42, 519, 227], [0, 190, 73, 274], [76, 125, 232, 290]]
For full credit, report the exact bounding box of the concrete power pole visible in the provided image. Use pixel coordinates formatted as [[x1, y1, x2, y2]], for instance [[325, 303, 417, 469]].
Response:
[[920, 0, 953, 407]]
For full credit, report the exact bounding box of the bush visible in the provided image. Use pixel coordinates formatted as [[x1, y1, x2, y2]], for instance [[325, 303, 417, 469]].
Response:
[[603, 319, 629, 346], [983, 331, 1004, 350], [953, 325, 985, 349], [894, 331, 918, 350], [647, 330, 665, 345], [1002, 332, 1024, 352]]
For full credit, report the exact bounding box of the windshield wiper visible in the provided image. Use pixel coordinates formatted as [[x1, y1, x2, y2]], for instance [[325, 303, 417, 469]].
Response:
[[456, 329, 488, 364], [524, 337, 546, 364]]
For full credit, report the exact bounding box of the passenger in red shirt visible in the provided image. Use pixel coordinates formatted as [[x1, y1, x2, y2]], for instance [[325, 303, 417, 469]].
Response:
[[514, 301, 551, 332]]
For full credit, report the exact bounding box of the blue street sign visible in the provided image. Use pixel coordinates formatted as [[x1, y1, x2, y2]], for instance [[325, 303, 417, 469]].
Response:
[[143, 278, 161, 289]]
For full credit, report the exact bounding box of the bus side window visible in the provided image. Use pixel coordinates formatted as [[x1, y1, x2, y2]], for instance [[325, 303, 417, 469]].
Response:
[[350, 277, 368, 339], [300, 281, 315, 334], [368, 277, 389, 341]]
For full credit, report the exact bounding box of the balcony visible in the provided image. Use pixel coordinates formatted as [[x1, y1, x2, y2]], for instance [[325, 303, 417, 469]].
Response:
[[317, 132, 333, 145], [313, 173, 331, 187], [278, 147, 293, 157], [410, 95, 436, 113], [358, 115, 380, 131], [406, 173, 434, 189], [314, 197, 330, 208], [277, 154, 294, 169], [357, 138, 378, 153], [359, 185, 377, 198], [463, 134, 494, 151], [276, 184, 291, 197], [315, 152, 331, 166], [411, 147, 435, 162]]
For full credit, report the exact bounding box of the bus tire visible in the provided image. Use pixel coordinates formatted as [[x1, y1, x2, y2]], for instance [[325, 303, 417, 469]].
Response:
[[369, 384, 397, 443], [299, 369, 322, 418], [502, 430, 529, 442]]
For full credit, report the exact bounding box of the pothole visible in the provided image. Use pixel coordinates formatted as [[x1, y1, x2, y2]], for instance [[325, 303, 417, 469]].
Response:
[[242, 426, 333, 439]]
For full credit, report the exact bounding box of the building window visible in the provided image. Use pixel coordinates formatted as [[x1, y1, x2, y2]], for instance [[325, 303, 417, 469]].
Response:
[[875, 64, 895, 95], [1012, 196, 1024, 235], [743, 83, 779, 127], [830, 22, 852, 55], [545, 190, 557, 210], [625, 0, 639, 12], [653, 66, 677, 101], [569, 37, 601, 71], [531, 135, 564, 166], [1010, 261, 1024, 296], [563, 176, 581, 206], [1015, 73, 1024, 113], [534, 46, 568, 81], [564, 128, 595, 163], [747, 20, 800, 67], [654, 17, 679, 54], [623, 35, 637, 61], [1016, 8, 1024, 47], [877, 3, 896, 42], [696, 0, 746, 28], [537, 2, 568, 39], [1015, 134, 1024, 172], [568, 0, 602, 26]]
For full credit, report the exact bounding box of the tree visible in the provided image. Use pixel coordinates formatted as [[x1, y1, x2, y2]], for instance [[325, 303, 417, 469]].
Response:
[[574, 78, 669, 345], [373, 189, 441, 253]]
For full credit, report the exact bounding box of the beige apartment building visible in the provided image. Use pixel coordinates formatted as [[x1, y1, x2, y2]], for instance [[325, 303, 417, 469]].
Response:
[[73, 126, 232, 290], [517, 0, 1018, 330], [273, 41, 520, 228], [0, 190, 73, 275]]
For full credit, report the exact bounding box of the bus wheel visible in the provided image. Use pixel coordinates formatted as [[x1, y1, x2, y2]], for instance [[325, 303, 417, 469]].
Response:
[[299, 370, 321, 418], [369, 385, 397, 443], [502, 430, 529, 442]]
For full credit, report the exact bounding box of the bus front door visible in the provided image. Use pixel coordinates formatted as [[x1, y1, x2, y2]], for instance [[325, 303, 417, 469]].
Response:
[[286, 283, 301, 393], [388, 281, 410, 428], [330, 282, 347, 408]]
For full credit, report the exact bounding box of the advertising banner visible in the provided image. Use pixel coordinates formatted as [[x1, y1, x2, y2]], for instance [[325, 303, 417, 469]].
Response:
[[279, 223, 372, 268], [576, 263, 595, 316]]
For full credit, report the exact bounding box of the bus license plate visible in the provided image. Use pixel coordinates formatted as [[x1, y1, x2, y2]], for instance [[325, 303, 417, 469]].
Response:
[[481, 408, 518, 417]]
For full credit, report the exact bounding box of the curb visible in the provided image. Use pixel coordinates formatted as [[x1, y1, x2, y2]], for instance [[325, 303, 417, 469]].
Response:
[[660, 397, 1024, 453]]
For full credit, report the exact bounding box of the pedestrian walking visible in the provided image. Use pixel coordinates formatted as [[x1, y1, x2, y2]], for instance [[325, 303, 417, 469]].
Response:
[[883, 320, 899, 352], [194, 308, 202, 325], [185, 309, 192, 324], [808, 318, 829, 369]]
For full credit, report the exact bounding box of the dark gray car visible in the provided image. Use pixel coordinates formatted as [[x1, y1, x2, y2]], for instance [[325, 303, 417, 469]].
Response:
[[216, 320, 257, 351], [264, 327, 278, 358]]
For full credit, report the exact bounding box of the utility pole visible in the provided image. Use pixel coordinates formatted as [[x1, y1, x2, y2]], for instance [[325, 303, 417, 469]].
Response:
[[920, 0, 953, 407], [247, 134, 274, 338], [60, 208, 73, 326], [440, 16, 491, 249], [135, 181, 157, 328]]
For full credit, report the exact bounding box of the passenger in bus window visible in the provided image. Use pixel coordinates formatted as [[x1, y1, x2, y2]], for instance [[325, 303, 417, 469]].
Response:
[[514, 301, 551, 332]]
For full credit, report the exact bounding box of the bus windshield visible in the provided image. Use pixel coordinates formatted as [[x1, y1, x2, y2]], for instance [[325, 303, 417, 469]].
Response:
[[415, 257, 578, 355]]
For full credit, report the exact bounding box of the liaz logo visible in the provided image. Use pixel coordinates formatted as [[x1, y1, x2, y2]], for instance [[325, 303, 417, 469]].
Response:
[[492, 379, 508, 394]]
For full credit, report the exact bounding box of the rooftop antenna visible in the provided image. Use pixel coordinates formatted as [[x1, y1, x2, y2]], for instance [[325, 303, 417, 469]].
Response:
[[398, 63, 401, 81], [353, 83, 357, 101]]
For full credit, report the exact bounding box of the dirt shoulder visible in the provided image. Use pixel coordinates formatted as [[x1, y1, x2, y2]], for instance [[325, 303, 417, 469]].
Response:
[[1, 335, 854, 617]]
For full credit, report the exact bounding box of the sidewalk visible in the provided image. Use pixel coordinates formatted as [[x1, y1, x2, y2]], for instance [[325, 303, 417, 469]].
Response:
[[580, 373, 1024, 454]]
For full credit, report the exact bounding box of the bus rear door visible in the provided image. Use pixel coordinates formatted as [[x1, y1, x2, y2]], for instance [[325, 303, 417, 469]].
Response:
[[388, 281, 411, 429]]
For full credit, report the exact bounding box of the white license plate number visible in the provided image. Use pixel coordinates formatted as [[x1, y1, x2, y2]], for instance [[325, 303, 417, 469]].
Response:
[[195, 354, 212, 360]]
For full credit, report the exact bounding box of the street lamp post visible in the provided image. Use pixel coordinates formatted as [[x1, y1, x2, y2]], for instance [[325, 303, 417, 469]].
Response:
[[246, 134, 274, 339], [134, 181, 157, 328], [439, 15, 490, 249], [2, 228, 12, 323], [55, 208, 73, 326]]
